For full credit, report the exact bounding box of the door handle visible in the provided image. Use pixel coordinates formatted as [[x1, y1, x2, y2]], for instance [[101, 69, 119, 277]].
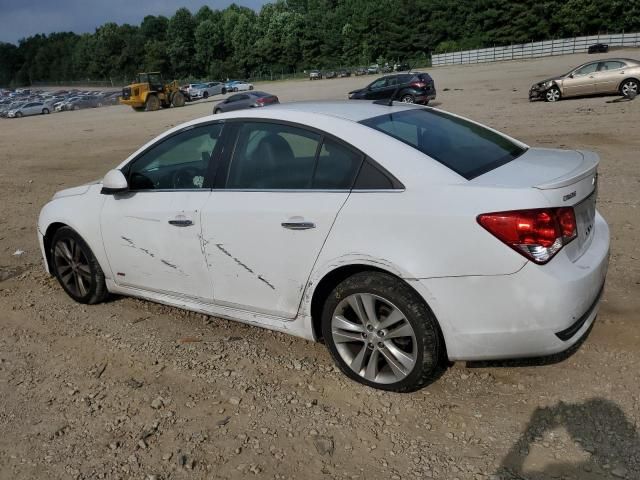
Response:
[[281, 220, 315, 230], [168, 219, 193, 227]]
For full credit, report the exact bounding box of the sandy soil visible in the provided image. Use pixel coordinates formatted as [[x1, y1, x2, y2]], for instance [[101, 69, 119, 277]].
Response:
[[1, 49, 639, 480]]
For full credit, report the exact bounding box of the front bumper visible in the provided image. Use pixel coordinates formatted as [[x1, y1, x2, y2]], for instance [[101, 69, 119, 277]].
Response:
[[413, 211, 610, 361], [529, 86, 546, 101]]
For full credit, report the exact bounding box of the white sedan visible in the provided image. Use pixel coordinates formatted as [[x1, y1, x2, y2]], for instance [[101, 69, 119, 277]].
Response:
[[8, 101, 52, 117], [227, 81, 254, 92], [38, 102, 609, 392]]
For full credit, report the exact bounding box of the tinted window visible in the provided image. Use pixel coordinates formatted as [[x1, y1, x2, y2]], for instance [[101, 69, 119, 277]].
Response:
[[128, 124, 223, 190], [360, 109, 526, 180], [370, 78, 387, 89], [227, 122, 320, 189], [312, 138, 363, 189], [227, 94, 247, 103], [353, 159, 395, 189]]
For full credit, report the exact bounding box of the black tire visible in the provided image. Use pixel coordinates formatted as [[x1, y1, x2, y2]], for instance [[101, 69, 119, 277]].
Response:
[[42, 108, 50, 114], [171, 91, 186, 107], [221, 87, 227, 95], [620, 78, 639, 98], [321, 271, 442, 392], [51, 227, 108, 304], [249, 85, 254, 90], [214, 108, 222, 114], [145, 94, 160, 111], [203, 91, 209, 99], [15, 111, 23, 118], [545, 86, 561, 102]]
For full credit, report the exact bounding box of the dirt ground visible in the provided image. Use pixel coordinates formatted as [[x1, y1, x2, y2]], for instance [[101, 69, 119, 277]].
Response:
[[1, 49, 639, 480]]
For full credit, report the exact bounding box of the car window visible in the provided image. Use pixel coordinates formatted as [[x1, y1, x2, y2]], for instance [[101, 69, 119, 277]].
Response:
[[599, 61, 625, 71], [370, 78, 387, 90], [361, 109, 526, 180], [128, 124, 223, 190], [574, 63, 598, 76], [386, 76, 398, 87], [227, 94, 246, 103], [312, 138, 363, 189], [226, 122, 321, 189]]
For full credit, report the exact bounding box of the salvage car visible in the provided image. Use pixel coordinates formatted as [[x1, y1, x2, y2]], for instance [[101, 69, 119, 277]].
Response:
[[227, 80, 254, 92], [588, 43, 609, 54], [309, 70, 322, 80], [38, 101, 609, 392], [529, 58, 640, 102], [349, 72, 436, 104], [191, 82, 227, 99], [213, 91, 279, 113], [7, 101, 51, 117]]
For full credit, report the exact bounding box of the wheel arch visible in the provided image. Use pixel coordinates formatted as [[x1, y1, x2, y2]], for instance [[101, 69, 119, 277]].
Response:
[[43, 221, 68, 273], [307, 263, 449, 361], [618, 77, 639, 92]]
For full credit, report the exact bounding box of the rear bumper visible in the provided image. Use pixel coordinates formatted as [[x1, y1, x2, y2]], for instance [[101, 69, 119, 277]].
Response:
[[413, 211, 609, 361]]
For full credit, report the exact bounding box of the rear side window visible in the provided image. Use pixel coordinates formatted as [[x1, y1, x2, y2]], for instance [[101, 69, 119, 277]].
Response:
[[227, 122, 321, 189], [360, 109, 526, 180]]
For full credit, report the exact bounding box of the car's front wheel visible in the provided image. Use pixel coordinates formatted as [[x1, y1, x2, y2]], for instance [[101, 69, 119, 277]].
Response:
[[400, 94, 415, 104], [51, 227, 108, 304], [545, 86, 561, 102], [203, 91, 209, 99], [322, 272, 442, 392], [42, 108, 50, 114]]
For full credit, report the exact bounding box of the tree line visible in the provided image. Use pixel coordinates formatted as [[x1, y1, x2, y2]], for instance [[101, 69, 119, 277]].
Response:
[[1, 0, 639, 87]]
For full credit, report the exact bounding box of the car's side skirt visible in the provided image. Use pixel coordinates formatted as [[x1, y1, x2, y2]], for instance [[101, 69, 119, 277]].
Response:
[[106, 280, 315, 341]]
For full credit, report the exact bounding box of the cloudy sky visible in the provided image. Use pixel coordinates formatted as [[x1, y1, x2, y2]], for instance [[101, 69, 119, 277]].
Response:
[[0, 0, 269, 44]]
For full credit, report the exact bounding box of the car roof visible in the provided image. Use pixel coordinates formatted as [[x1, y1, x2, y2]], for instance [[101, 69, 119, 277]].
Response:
[[252, 100, 422, 122]]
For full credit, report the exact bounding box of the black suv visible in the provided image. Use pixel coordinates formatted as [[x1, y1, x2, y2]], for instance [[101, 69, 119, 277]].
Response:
[[348, 72, 436, 105]]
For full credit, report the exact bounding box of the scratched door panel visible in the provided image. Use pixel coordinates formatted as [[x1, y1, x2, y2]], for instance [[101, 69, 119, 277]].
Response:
[[201, 191, 349, 319], [100, 191, 213, 299]]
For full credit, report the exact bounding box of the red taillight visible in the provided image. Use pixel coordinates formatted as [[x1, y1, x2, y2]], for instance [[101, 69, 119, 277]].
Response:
[[477, 207, 577, 264], [411, 82, 426, 88]]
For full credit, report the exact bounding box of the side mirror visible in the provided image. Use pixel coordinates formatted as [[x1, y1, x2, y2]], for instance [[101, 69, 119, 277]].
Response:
[[101, 169, 128, 194]]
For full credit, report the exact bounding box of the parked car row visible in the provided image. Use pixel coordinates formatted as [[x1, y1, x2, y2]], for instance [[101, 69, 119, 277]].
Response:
[[0, 88, 121, 118], [310, 64, 411, 80], [180, 80, 254, 102]]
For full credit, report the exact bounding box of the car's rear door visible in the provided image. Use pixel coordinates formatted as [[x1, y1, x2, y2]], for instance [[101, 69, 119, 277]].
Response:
[[200, 120, 364, 318], [593, 60, 627, 93], [100, 122, 226, 300]]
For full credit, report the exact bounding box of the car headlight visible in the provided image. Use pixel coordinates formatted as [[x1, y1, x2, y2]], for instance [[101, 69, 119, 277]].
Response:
[[542, 81, 553, 89]]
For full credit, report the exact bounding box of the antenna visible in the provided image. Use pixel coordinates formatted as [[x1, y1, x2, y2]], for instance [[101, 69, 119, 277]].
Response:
[[374, 61, 417, 106]]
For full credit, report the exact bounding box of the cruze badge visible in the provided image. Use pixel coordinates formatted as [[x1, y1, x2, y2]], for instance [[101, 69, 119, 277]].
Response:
[[563, 191, 577, 201]]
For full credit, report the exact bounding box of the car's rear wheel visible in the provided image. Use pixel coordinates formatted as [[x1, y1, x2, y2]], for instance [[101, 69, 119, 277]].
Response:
[[203, 91, 209, 99], [322, 272, 442, 392], [214, 108, 222, 114], [42, 108, 50, 114], [15, 111, 22, 117], [171, 91, 186, 107], [545, 86, 561, 102], [51, 227, 108, 304], [249, 85, 254, 90], [620, 79, 639, 98], [401, 94, 415, 104]]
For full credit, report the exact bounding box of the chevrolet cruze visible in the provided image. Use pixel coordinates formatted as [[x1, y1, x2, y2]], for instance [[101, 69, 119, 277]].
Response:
[[38, 102, 609, 392]]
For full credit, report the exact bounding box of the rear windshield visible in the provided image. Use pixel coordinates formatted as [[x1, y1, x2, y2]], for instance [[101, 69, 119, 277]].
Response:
[[360, 109, 526, 179]]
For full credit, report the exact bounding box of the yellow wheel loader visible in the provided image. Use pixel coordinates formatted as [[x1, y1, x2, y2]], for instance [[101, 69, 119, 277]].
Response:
[[119, 72, 186, 112]]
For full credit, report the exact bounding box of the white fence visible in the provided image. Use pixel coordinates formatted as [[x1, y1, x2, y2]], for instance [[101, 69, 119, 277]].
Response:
[[431, 32, 640, 66]]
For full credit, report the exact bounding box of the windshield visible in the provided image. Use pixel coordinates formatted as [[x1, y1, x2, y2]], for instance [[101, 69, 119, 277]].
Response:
[[360, 109, 526, 180]]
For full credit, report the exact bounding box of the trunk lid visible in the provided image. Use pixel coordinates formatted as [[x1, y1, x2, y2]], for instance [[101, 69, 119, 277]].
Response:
[[473, 148, 599, 261]]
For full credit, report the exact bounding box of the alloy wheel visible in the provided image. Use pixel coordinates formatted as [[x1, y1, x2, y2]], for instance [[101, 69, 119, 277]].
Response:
[[401, 95, 414, 104], [53, 237, 92, 298], [330, 293, 417, 384], [621, 80, 638, 97], [546, 88, 560, 102]]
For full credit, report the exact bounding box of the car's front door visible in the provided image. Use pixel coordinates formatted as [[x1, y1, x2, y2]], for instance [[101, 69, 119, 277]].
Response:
[[366, 78, 390, 99], [593, 60, 627, 93], [200, 121, 364, 318], [562, 62, 598, 97], [100, 122, 225, 300]]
